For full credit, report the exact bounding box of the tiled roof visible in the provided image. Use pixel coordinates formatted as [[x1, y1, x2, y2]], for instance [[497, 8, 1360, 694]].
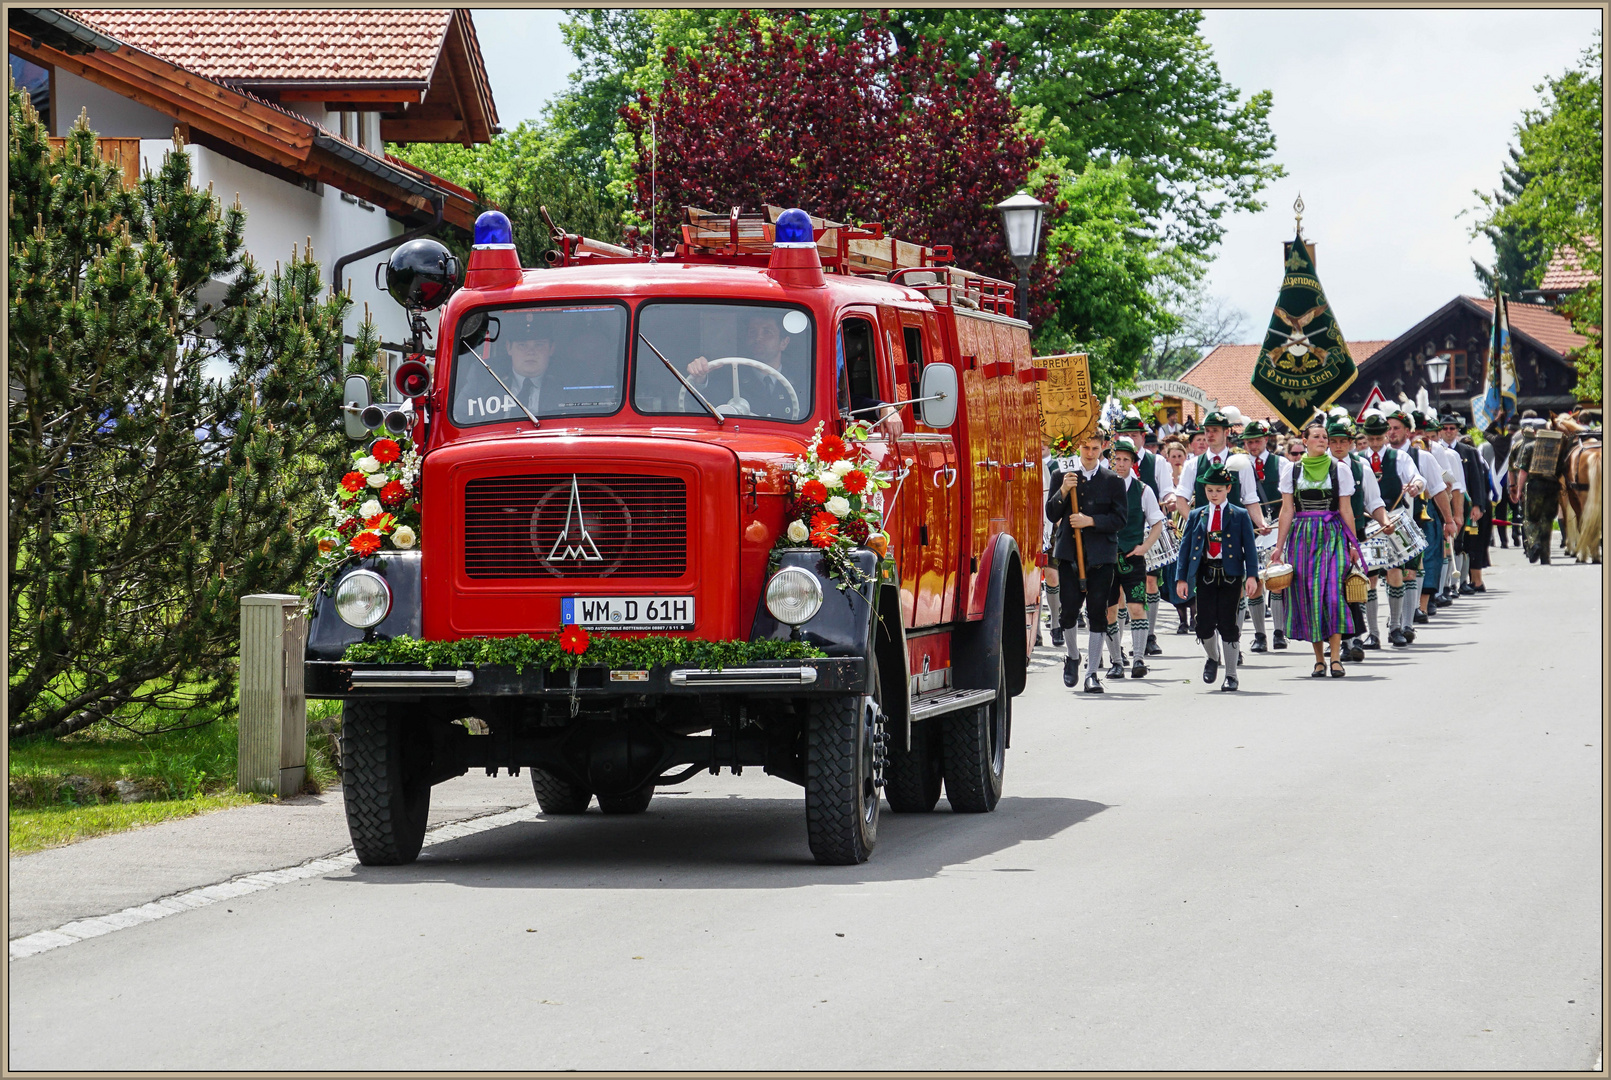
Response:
[[75, 9, 454, 83], [1470, 296, 1589, 356], [1537, 246, 1596, 293], [1180, 341, 1391, 423]]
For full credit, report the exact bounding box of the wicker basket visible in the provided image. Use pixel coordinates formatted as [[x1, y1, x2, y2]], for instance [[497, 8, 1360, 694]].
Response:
[[1261, 561, 1294, 592], [1344, 568, 1369, 604]]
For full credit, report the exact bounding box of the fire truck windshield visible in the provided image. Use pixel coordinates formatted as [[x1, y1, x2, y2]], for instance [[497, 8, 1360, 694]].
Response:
[[633, 302, 814, 422], [450, 303, 628, 426]]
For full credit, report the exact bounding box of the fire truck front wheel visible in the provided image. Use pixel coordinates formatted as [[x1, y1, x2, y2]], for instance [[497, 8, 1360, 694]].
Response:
[[804, 677, 884, 865], [341, 700, 433, 865]]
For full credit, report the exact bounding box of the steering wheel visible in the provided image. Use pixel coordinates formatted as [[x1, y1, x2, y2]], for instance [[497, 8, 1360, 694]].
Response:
[[678, 356, 800, 419]]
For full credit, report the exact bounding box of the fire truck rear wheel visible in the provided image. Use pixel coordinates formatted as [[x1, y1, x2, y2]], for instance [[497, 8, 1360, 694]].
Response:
[[597, 782, 655, 815], [804, 686, 881, 865], [941, 650, 1008, 813], [341, 699, 432, 865], [530, 769, 593, 814], [883, 717, 943, 813]]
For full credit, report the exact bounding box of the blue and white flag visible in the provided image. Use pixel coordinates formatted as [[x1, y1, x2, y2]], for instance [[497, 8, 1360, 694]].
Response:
[[1472, 293, 1521, 432]]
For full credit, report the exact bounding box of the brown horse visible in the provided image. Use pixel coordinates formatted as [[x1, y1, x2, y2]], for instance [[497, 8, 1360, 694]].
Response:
[[1552, 414, 1602, 563]]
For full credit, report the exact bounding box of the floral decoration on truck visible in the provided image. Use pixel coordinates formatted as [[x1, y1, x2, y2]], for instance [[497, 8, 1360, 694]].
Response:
[[773, 421, 892, 587], [312, 436, 422, 574]]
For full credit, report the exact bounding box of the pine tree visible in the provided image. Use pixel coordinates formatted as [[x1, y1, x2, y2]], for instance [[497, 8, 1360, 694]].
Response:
[[7, 87, 381, 738], [1472, 146, 1546, 298]]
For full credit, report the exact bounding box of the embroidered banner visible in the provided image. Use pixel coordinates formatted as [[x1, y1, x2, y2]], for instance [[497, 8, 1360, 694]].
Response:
[[1250, 232, 1359, 430]]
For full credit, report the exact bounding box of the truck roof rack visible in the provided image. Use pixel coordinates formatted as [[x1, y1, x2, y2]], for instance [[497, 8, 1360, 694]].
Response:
[[544, 203, 1018, 317]]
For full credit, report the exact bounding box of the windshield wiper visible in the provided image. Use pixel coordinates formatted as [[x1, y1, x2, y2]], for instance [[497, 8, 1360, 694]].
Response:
[[464, 343, 540, 428], [639, 332, 723, 426]]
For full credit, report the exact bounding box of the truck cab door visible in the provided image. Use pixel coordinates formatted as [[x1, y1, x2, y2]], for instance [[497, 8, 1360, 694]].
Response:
[[899, 310, 958, 626]]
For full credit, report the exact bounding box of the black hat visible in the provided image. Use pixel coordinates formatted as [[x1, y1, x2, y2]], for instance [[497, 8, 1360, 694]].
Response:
[[1440, 412, 1465, 428]]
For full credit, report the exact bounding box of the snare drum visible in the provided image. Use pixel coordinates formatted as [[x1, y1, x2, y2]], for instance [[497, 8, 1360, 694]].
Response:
[[1144, 523, 1181, 571]]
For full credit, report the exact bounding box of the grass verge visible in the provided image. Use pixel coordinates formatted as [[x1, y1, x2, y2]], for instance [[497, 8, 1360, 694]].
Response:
[[9, 794, 261, 856]]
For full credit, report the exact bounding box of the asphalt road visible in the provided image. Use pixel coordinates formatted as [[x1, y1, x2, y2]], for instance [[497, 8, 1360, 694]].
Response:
[[8, 546, 1602, 1070]]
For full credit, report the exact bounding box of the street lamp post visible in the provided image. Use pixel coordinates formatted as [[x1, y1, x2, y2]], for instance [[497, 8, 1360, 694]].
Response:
[[1424, 352, 1451, 415], [995, 191, 1046, 323]]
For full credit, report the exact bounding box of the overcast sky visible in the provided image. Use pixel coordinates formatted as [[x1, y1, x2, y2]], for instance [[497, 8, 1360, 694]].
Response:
[[474, 8, 1600, 343]]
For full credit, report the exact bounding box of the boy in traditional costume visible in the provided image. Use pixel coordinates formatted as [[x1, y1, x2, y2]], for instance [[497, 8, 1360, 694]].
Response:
[[1105, 438, 1168, 679], [1175, 461, 1260, 692]]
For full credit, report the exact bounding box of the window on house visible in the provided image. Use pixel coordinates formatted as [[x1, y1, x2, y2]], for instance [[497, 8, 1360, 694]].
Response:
[[1440, 350, 1467, 392], [10, 54, 50, 131]]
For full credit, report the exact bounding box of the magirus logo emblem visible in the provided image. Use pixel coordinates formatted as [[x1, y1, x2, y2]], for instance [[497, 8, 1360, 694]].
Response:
[[546, 475, 603, 563]]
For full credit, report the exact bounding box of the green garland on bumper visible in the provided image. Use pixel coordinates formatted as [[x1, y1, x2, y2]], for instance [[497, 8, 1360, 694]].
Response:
[[342, 634, 826, 674]]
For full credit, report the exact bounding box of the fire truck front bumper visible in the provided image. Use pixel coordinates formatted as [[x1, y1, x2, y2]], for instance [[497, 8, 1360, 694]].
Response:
[[304, 657, 868, 699]]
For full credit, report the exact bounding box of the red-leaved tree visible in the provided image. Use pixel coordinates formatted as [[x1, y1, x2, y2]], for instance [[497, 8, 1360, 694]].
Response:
[[620, 13, 1065, 326]]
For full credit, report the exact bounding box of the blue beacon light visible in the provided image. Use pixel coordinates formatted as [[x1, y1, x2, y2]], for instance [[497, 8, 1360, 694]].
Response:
[[773, 208, 815, 246], [473, 210, 513, 247]]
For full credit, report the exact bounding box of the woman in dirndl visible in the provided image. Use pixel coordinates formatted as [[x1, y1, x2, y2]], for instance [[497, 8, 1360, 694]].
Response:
[[1271, 418, 1363, 677]]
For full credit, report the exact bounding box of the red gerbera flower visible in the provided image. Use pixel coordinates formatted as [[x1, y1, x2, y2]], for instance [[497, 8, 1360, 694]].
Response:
[[811, 511, 840, 531], [340, 471, 367, 493], [801, 478, 828, 504], [559, 624, 590, 655], [349, 531, 382, 557], [816, 435, 847, 462], [380, 479, 408, 507], [841, 470, 869, 494], [370, 438, 401, 464], [363, 512, 392, 531], [810, 526, 839, 548]]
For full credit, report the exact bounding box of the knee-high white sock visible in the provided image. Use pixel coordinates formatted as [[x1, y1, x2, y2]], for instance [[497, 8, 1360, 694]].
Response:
[[1086, 631, 1104, 676], [1065, 629, 1080, 659], [1145, 592, 1160, 634], [1046, 584, 1061, 627], [1367, 586, 1380, 638], [1221, 639, 1238, 679], [1200, 633, 1221, 663], [1130, 618, 1149, 662], [1252, 600, 1266, 637], [1105, 623, 1121, 664], [1385, 584, 1403, 629], [1270, 592, 1284, 634]]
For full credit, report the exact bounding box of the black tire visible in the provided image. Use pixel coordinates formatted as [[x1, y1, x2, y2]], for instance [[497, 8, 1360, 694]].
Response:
[[804, 689, 881, 865], [341, 699, 432, 865], [597, 782, 655, 815], [884, 717, 943, 813], [941, 648, 1007, 813], [530, 769, 592, 815]]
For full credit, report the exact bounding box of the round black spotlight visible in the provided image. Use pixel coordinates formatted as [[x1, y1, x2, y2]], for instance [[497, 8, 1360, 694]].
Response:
[[384, 238, 461, 311]]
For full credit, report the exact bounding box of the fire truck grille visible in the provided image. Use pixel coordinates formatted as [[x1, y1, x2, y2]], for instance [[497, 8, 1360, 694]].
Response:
[[463, 474, 688, 579]]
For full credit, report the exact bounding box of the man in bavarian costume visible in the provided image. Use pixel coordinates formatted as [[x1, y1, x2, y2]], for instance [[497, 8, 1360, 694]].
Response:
[[1440, 411, 1490, 593], [1420, 411, 1467, 605], [1115, 413, 1168, 658], [1511, 416, 1565, 564], [1384, 407, 1454, 627], [1415, 410, 1464, 614], [1046, 432, 1130, 693], [1174, 460, 1260, 692], [1327, 413, 1392, 661], [1105, 437, 1168, 679], [1360, 409, 1422, 647], [1239, 418, 1288, 651], [1041, 433, 1083, 647]]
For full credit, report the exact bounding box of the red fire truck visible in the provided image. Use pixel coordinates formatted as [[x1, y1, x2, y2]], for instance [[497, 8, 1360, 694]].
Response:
[[306, 205, 1046, 865]]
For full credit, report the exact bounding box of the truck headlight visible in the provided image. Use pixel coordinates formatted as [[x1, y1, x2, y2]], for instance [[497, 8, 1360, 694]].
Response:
[[766, 567, 822, 626], [335, 570, 391, 628]]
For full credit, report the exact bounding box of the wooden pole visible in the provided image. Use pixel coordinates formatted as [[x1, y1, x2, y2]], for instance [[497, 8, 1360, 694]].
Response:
[[1068, 479, 1088, 586]]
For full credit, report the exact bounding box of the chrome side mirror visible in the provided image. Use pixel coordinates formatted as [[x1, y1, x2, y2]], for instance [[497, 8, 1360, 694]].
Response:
[[343, 373, 373, 440], [917, 362, 958, 429]]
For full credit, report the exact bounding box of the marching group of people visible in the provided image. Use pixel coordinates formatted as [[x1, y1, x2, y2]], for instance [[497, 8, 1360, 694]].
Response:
[[1041, 403, 1501, 694]]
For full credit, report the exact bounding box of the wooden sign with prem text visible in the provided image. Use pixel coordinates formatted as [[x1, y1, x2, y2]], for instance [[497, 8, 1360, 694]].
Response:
[[1036, 353, 1096, 443]]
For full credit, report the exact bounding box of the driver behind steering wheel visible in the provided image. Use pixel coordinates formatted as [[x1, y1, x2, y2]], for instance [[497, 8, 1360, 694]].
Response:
[[685, 310, 806, 419]]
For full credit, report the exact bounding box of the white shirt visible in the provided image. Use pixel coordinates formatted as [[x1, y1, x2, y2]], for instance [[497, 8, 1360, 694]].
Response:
[[1120, 473, 1166, 529], [1388, 439, 1446, 498], [1278, 457, 1357, 496], [1364, 443, 1422, 495], [1429, 439, 1467, 494], [1342, 452, 1385, 514], [1172, 447, 1260, 507]]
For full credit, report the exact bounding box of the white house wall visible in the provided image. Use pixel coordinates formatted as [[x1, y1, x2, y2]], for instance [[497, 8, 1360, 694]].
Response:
[[52, 67, 176, 138]]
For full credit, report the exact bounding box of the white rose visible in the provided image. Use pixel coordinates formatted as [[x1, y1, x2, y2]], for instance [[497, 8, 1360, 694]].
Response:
[[786, 519, 810, 543], [831, 459, 855, 476], [356, 455, 380, 473], [817, 470, 842, 490], [391, 525, 416, 549], [366, 471, 388, 488], [359, 499, 383, 519], [824, 496, 851, 518]]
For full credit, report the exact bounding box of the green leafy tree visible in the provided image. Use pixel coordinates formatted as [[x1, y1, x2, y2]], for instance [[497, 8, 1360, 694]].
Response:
[[7, 91, 379, 738], [1472, 33, 1601, 400], [1471, 147, 1546, 298]]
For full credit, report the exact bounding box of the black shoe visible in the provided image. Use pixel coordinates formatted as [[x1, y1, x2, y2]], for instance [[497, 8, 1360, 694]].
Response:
[[1062, 656, 1079, 688], [1107, 659, 1125, 680], [1273, 631, 1287, 650], [1175, 621, 1192, 635], [1131, 660, 1148, 679], [1413, 610, 1429, 624], [1050, 627, 1064, 647], [1403, 627, 1417, 643], [1459, 582, 1475, 595], [1474, 584, 1486, 593], [1250, 632, 1268, 653], [1365, 633, 1381, 650], [1202, 658, 1219, 684], [1539, 551, 1551, 565], [1145, 635, 1163, 656], [1221, 674, 1239, 692], [1083, 672, 1104, 694], [1388, 628, 1408, 648], [1346, 645, 1365, 663]]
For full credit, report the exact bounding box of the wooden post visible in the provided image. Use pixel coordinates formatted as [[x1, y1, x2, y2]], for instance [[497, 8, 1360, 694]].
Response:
[[238, 594, 307, 797]]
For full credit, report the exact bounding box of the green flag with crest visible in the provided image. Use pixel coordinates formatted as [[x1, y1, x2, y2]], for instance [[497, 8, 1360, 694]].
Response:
[[1250, 224, 1358, 429]]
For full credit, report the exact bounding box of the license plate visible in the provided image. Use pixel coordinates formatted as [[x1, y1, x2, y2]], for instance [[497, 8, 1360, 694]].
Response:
[[563, 595, 695, 630]]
